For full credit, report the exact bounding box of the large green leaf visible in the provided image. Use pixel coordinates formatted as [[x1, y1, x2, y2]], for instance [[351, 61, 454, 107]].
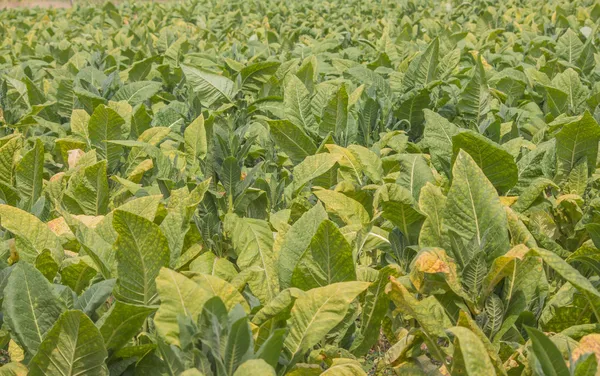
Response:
[[386, 278, 451, 342], [252, 288, 305, 327], [531, 248, 600, 321], [403, 38, 439, 90], [458, 56, 490, 125], [379, 184, 424, 244], [96, 301, 155, 351], [62, 160, 109, 215], [187, 272, 249, 312], [444, 150, 509, 262], [480, 245, 529, 302], [221, 156, 240, 204], [113, 81, 162, 106], [0, 136, 21, 187], [68, 217, 114, 280], [127, 56, 158, 81], [269, 120, 317, 164], [88, 104, 125, 170], [350, 265, 401, 356], [347, 145, 383, 184], [396, 153, 433, 200], [2, 262, 65, 354], [253, 334, 284, 371], [130, 104, 152, 139], [510, 141, 553, 194], [291, 220, 356, 290], [456, 311, 507, 375], [423, 110, 459, 175], [284, 74, 317, 134], [160, 181, 210, 265], [278, 203, 328, 289], [29, 310, 108, 376], [224, 317, 252, 375], [74, 279, 116, 316], [452, 130, 518, 193], [525, 326, 570, 376], [556, 29, 583, 64], [184, 114, 207, 166], [552, 68, 588, 114], [189, 252, 238, 281], [15, 139, 43, 209], [418, 182, 448, 248], [544, 86, 569, 118], [60, 257, 97, 294], [396, 89, 430, 137], [113, 210, 170, 306], [554, 111, 600, 181], [320, 84, 348, 138], [241, 61, 280, 89], [182, 64, 235, 106]]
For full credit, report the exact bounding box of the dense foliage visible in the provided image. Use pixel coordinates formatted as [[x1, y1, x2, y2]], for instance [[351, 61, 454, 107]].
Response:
[[3, 0, 600, 374]]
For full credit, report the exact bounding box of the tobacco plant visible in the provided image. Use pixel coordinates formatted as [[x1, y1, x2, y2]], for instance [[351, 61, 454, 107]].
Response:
[[2, 0, 600, 375]]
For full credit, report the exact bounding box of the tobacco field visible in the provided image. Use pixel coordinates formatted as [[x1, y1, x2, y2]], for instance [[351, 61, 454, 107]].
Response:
[[2, 0, 600, 374]]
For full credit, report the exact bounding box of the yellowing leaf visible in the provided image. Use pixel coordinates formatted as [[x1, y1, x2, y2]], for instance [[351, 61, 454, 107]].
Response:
[[0, 205, 63, 263], [314, 189, 370, 226], [154, 268, 212, 346], [284, 282, 370, 363], [448, 326, 496, 376]]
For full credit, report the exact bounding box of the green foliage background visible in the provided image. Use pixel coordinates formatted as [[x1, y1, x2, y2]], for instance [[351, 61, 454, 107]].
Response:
[[2, 0, 600, 375]]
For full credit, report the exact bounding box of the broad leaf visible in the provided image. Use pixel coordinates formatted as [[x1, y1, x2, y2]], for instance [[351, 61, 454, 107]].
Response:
[[313, 189, 370, 226], [452, 130, 518, 193], [154, 268, 211, 346], [403, 38, 439, 90], [15, 139, 43, 209], [29, 310, 108, 376], [320, 84, 348, 138], [284, 75, 317, 133], [269, 120, 317, 164], [283, 281, 370, 363], [444, 150, 509, 262], [184, 114, 207, 166], [182, 64, 235, 106], [113, 81, 162, 106], [554, 111, 600, 182], [525, 326, 570, 376], [293, 153, 341, 190], [3, 262, 65, 354], [88, 104, 125, 170], [96, 301, 155, 351], [225, 215, 279, 303], [113, 210, 170, 306], [0, 205, 62, 263], [458, 56, 490, 126], [350, 265, 401, 356], [278, 203, 328, 289], [291, 220, 356, 290], [448, 326, 497, 376]]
